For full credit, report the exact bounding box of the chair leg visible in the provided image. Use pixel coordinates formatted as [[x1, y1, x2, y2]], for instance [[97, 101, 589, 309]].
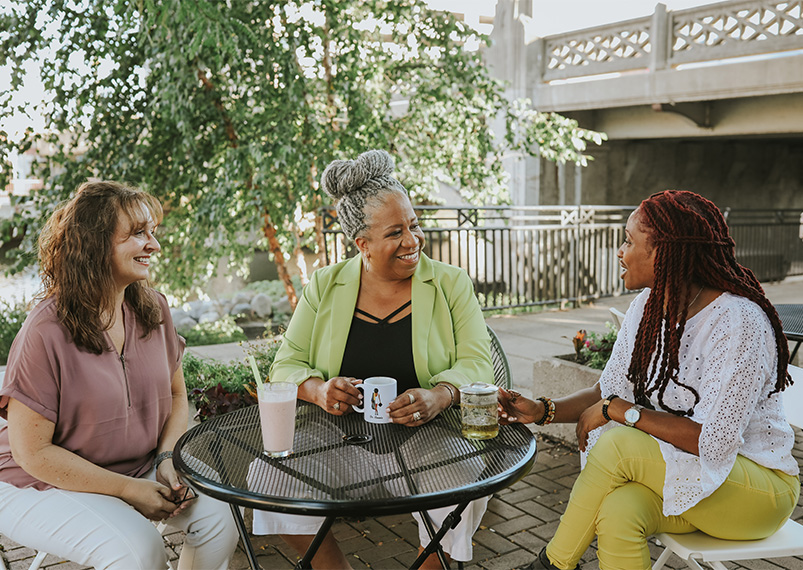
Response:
[[28, 551, 48, 570], [652, 546, 672, 570]]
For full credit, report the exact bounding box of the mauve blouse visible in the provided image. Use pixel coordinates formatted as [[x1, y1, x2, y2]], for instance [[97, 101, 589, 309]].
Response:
[[0, 290, 184, 490]]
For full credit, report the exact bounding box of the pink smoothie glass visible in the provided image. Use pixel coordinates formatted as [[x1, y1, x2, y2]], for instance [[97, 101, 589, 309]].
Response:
[[257, 382, 298, 457]]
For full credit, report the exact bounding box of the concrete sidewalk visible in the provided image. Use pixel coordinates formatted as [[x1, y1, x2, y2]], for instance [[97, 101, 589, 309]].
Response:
[[3, 278, 802, 569]]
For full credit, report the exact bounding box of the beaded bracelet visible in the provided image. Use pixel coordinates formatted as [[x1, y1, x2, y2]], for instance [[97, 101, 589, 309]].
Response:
[[535, 397, 556, 426], [602, 395, 619, 422], [435, 383, 457, 408]]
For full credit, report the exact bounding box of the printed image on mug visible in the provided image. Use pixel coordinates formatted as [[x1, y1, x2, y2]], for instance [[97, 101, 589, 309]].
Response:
[[353, 377, 397, 423]]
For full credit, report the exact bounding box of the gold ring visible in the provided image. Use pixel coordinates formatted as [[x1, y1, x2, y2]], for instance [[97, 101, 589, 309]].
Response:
[[408, 393, 415, 404], [333, 402, 340, 411], [413, 411, 422, 421]]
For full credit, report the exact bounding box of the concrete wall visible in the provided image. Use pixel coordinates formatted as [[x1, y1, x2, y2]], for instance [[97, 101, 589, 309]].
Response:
[[529, 137, 803, 209]]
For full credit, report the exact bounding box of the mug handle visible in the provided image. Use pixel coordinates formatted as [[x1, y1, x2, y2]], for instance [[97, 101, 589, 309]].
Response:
[[352, 383, 366, 413]]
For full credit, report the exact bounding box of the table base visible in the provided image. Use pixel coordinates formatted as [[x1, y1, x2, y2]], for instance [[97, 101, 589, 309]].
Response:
[[231, 503, 468, 570]]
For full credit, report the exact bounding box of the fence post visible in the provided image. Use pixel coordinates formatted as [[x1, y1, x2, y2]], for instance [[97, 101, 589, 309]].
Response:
[[650, 3, 669, 72]]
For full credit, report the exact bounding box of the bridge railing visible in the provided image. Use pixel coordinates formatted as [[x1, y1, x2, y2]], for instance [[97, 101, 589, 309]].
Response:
[[321, 205, 803, 311], [534, 0, 803, 83]]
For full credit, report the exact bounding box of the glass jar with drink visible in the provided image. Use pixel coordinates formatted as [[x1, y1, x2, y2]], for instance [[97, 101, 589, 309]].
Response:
[[459, 382, 499, 440]]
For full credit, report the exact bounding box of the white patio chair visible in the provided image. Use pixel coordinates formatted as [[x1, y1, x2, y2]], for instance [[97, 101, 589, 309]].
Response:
[[652, 363, 803, 570], [609, 307, 626, 329]]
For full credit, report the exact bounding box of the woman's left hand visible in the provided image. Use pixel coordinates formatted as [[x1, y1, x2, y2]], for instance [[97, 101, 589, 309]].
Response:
[[576, 399, 608, 452], [156, 460, 197, 518], [387, 387, 449, 426]]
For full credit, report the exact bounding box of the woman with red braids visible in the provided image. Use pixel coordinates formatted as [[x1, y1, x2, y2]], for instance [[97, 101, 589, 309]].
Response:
[[499, 190, 800, 570]]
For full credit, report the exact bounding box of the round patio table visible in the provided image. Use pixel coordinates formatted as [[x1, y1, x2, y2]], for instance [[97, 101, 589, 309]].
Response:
[[775, 304, 803, 361], [173, 401, 536, 570]]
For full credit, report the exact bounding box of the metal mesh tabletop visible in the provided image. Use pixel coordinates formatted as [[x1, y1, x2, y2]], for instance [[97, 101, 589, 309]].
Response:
[[174, 402, 536, 518], [776, 304, 803, 342]]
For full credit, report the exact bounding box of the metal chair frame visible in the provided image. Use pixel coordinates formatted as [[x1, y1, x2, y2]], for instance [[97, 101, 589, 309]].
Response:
[[487, 324, 513, 390]]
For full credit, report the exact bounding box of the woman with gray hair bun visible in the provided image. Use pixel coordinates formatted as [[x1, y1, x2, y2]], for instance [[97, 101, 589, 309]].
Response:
[[253, 149, 494, 569]]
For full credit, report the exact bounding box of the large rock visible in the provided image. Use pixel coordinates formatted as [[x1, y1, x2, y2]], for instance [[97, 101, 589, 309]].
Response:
[[198, 311, 220, 324], [187, 300, 215, 320], [531, 356, 602, 449], [251, 293, 273, 318], [272, 296, 292, 316], [230, 302, 255, 320], [232, 290, 255, 305], [174, 315, 198, 331]]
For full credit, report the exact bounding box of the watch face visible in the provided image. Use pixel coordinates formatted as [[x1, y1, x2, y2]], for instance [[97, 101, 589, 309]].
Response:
[[625, 407, 640, 425]]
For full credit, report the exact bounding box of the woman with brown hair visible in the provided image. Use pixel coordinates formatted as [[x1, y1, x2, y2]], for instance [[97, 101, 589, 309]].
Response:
[[499, 190, 799, 570], [0, 181, 238, 569]]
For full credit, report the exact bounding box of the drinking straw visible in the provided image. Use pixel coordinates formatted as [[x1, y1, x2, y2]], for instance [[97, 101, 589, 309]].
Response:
[[248, 355, 265, 390]]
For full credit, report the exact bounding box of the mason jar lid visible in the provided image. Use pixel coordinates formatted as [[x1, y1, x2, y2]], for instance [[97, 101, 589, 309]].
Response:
[[459, 382, 498, 395]]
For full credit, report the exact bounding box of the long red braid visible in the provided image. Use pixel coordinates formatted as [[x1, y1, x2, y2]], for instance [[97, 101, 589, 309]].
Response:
[[628, 191, 791, 416]]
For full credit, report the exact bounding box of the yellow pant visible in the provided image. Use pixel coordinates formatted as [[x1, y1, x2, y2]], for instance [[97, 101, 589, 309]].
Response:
[[547, 427, 800, 570]]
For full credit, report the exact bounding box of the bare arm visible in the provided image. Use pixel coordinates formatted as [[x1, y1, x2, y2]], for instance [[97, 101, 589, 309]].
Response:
[[8, 398, 177, 520], [153, 366, 198, 517], [583, 396, 702, 455], [499, 383, 602, 425]]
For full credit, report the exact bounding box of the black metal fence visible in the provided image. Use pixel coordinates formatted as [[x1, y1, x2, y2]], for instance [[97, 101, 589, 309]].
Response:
[[321, 206, 803, 311]]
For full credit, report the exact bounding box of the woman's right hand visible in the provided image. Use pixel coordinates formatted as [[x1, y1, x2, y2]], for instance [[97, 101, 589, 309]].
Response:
[[497, 388, 543, 425], [120, 477, 179, 521], [316, 376, 363, 416]]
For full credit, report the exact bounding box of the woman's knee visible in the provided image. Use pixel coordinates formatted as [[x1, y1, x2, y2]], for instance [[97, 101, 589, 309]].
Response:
[[592, 426, 654, 460], [182, 496, 239, 553], [596, 482, 662, 536], [89, 523, 168, 570]]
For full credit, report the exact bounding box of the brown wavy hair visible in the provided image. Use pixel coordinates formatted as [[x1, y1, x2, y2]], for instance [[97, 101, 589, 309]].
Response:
[[628, 190, 790, 415], [37, 180, 164, 354]]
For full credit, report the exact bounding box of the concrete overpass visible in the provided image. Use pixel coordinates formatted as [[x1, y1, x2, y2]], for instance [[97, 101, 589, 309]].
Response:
[[488, 0, 803, 208]]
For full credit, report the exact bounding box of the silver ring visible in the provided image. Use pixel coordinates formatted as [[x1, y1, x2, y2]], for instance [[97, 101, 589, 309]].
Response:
[[333, 402, 340, 411], [408, 393, 415, 404], [413, 411, 422, 422]]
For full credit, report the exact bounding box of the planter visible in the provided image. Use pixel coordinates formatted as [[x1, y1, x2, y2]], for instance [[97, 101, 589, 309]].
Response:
[[531, 355, 602, 449]]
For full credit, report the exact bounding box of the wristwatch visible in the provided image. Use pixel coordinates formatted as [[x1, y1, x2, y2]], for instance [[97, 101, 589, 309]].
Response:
[[624, 404, 644, 427]]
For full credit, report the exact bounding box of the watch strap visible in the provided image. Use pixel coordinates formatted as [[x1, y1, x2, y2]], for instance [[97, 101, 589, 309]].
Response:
[[154, 451, 173, 469]]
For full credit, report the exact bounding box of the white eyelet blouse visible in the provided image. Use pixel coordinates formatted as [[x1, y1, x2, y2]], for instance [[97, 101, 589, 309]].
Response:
[[586, 289, 799, 516]]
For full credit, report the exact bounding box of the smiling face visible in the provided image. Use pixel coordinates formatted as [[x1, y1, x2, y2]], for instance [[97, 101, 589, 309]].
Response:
[[110, 203, 161, 291], [617, 208, 656, 290], [355, 191, 425, 281]]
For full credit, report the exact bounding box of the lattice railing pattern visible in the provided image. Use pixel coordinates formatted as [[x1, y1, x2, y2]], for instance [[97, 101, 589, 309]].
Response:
[[537, 0, 803, 80], [544, 24, 652, 80], [672, 0, 803, 62]]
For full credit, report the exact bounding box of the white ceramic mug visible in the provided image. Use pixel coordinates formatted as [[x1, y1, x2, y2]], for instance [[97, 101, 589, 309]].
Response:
[[353, 377, 397, 424]]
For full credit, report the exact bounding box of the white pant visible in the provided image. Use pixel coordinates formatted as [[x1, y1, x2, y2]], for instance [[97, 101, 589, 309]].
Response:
[[252, 497, 489, 562], [0, 468, 239, 570]]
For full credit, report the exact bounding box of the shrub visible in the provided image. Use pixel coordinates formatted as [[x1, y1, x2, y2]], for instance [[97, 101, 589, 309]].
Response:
[[183, 336, 282, 422], [0, 300, 28, 365], [580, 322, 618, 370], [179, 315, 248, 347]]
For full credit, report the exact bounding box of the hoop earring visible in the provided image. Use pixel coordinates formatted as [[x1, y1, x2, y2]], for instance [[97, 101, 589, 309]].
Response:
[[362, 254, 370, 272]]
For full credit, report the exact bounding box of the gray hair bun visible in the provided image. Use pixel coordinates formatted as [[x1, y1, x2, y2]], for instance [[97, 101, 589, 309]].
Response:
[[321, 149, 407, 239]]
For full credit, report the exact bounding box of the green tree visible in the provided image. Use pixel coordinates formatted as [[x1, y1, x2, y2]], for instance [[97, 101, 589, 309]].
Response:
[[0, 0, 604, 304]]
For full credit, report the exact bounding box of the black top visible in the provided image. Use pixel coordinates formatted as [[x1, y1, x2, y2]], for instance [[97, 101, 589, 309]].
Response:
[[340, 301, 419, 393]]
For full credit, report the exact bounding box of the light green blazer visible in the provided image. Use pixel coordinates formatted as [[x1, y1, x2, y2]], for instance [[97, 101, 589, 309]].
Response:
[[270, 254, 492, 389]]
